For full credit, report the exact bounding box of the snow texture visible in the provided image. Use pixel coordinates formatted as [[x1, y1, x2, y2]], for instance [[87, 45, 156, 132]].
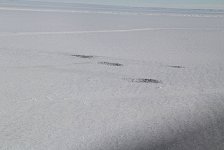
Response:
[[0, 2, 224, 150]]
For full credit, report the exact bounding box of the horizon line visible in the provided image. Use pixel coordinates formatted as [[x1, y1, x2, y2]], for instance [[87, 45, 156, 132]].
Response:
[[0, 0, 224, 11]]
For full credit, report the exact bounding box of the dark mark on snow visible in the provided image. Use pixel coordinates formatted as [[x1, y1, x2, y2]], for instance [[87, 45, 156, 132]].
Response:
[[125, 78, 162, 84], [168, 65, 185, 69], [71, 55, 94, 59], [98, 62, 123, 67]]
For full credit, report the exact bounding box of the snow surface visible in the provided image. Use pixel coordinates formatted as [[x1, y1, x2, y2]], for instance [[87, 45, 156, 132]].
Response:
[[0, 3, 224, 150]]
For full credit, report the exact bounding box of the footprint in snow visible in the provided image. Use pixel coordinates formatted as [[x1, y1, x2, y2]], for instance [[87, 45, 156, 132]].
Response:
[[168, 65, 185, 69], [71, 55, 94, 59], [98, 62, 123, 67], [124, 78, 162, 84]]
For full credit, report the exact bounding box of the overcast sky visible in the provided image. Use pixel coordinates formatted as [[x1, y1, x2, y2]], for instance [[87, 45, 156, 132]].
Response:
[[2, 0, 224, 9]]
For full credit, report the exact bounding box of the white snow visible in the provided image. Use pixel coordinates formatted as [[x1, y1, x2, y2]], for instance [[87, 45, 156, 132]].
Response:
[[0, 3, 224, 150]]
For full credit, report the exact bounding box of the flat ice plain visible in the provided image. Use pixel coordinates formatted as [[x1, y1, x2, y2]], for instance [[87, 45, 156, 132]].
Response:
[[0, 2, 224, 150]]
